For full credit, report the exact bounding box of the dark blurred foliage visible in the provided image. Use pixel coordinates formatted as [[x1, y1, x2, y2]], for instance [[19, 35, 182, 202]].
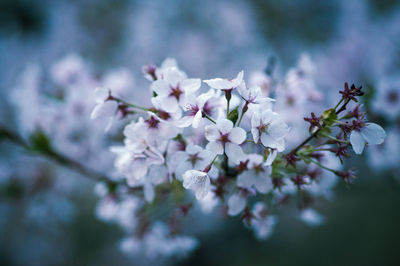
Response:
[[250, 0, 339, 64], [368, 0, 400, 15], [78, 0, 129, 65], [0, 0, 46, 37]]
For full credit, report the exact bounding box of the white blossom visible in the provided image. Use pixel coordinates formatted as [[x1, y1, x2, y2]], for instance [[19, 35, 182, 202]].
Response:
[[169, 144, 215, 181], [251, 110, 289, 152], [182, 170, 211, 200], [237, 154, 273, 193], [204, 70, 244, 91], [90, 87, 118, 131], [151, 67, 201, 112], [350, 122, 386, 154], [205, 119, 246, 164]]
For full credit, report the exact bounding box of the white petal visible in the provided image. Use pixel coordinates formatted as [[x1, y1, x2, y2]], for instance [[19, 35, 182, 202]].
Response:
[[261, 110, 274, 124], [186, 144, 203, 155], [150, 80, 169, 96], [361, 123, 386, 145], [237, 172, 253, 188], [350, 131, 366, 154], [260, 133, 277, 148], [183, 170, 206, 189], [269, 121, 289, 139], [229, 127, 246, 144], [175, 116, 193, 128], [159, 96, 179, 113], [225, 143, 244, 164], [164, 67, 186, 87], [204, 78, 232, 90], [251, 112, 262, 128], [275, 138, 286, 152], [206, 141, 224, 155], [94, 87, 109, 102], [131, 159, 148, 179], [217, 119, 233, 134], [205, 125, 220, 141], [264, 149, 278, 166], [299, 208, 325, 227], [231, 70, 244, 88], [195, 175, 211, 200], [254, 176, 273, 194], [181, 78, 201, 94], [252, 128, 260, 143], [192, 110, 203, 128], [227, 194, 246, 216], [90, 101, 118, 120]]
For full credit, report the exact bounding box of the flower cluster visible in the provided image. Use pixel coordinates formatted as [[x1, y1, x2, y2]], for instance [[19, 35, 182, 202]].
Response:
[[0, 55, 387, 261], [89, 58, 386, 251]]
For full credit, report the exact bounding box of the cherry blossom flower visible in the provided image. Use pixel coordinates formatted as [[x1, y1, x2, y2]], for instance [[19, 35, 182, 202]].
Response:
[[90, 87, 118, 131], [237, 82, 274, 106], [205, 119, 246, 164], [179, 89, 221, 128], [182, 170, 211, 200], [251, 110, 289, 152], [299, 208, 325, 227], [350, 122, 386, 154], [237, 154, 273, 193], [169, 144, 215, 181], [111, 145, 164, 186], [203, 70, 244, 91], [150, 67, 201, 112], [250, 202, 278, 240], [372, 77, 400, 120]]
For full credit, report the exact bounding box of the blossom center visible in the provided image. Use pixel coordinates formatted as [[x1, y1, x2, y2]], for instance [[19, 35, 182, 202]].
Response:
[[219, 133, 230, 144], [145, 116, 160, 129], [169, 84, 183, 100], [188, 153, 201, 166]]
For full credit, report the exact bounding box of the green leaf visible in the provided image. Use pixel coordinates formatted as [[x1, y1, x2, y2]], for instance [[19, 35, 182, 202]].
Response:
[[227, 107, 239, 125], [29, 129, 52, 153]]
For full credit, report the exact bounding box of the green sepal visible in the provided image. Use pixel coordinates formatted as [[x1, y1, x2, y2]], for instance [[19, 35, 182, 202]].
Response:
[[322, 108, 338, 126], [227, 107, 239, 125]]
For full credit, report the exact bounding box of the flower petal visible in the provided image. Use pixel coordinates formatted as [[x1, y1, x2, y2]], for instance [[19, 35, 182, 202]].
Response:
[[227, 194, 246, 216], [229, 127, 246, 144], [181, 78, 201, 94], [204, 78, 232, 90], [264, 149, 278, 166], [361, 123, 386, 145], [269, 121, 289, 139], [217, 118, 233, 134], [91, 101, 118, 120], [206, 141, 224, 155], [260, 133, 277, 148], [192, 110, 203, 128], [350, 131, 366, 154], [261, 110, 274, 124], [195, 175, 211, 200], [205, 125, 220, 141], [94, 87, 109, 102], [225, 143, 244, 164], [150, 80, 169, 96]]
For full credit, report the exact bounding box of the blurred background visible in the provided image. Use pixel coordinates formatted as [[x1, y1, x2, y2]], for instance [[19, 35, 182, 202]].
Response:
[[0, 0, 399, 265]]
